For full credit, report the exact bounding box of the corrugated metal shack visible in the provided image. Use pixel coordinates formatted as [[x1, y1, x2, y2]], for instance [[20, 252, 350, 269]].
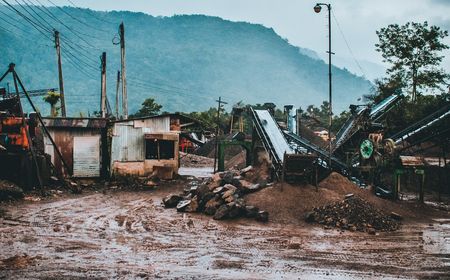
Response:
[[42, 118, 108, 177], [110, 113, 199, 179]]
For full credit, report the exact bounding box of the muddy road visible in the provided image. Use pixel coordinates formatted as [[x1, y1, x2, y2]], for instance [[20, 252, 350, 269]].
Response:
[[0, 185, 449, 279]]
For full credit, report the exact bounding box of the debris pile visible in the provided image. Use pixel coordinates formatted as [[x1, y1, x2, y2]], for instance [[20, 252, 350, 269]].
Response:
[[163, 167, 269, 222], [306, 196, 401, 233], [180, 152, 215, 167], [0, 180, 24, 201]]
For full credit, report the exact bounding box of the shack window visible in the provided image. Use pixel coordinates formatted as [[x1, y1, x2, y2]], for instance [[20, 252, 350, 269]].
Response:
[[145, 139, 175, 160]]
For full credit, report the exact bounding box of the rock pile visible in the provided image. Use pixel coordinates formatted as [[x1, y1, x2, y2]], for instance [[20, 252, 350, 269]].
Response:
[[305, 196, 400, 233], [0, 180, 24, 201], [163, 167, 269, 222]]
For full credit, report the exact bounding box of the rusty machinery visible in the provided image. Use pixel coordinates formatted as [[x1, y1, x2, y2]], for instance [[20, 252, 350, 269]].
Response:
[[0, 63, 71, 189]]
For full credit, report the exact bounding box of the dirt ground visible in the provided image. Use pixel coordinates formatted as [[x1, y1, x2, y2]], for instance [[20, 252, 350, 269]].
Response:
[[0, 175, 449, 279]]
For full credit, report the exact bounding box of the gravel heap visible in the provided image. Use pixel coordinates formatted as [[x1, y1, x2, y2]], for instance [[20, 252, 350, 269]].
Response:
[[306, 196, 401, 234]]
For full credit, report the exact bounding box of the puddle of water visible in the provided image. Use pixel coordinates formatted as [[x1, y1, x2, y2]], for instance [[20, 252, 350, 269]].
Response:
[[179, 167, 214, 178]]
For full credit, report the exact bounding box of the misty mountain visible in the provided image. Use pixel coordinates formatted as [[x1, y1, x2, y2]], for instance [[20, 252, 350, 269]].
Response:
[[0, 6, 372, 116]]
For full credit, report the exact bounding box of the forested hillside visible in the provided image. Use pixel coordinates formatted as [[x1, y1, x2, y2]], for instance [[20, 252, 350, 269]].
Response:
[[0, 5, 372, 116]]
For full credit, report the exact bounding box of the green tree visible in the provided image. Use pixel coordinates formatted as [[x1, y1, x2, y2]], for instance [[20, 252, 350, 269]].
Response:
[[42, 91, 60, 117], [375, 21, 449, 102], [132, 97, 162, 118]]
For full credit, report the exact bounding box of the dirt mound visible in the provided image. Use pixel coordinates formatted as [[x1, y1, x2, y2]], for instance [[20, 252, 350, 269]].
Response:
[[180, 152, 214, 167], [224, 151, 246, 170], [246, 172, 428, 225], [308, 196, 401, 233], [319, 172, 418, 219]]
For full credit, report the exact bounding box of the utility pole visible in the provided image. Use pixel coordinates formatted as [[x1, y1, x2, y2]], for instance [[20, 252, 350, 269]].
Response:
[[6, 82, 9, 94], [115, 70, 120, 119], [213, 97, 228, 173], [100, 52, 107, 118], [54, 30, 66, 117], [119, 22, 127, 119], [314, 3, 333, 170]]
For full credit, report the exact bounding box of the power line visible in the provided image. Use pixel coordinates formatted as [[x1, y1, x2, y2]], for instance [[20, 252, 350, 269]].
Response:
[[65, 0, 116, 25], [1, 0, 53, 40], [45, 0, 110, 34], [26, 0, 106, 44], [331, 10, 367, 78]]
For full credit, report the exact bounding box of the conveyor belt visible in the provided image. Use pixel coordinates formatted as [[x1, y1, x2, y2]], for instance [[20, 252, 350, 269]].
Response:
[[251, 109, 294, 175], [389, 103, 450, 145], [284, 131, 348, 174]]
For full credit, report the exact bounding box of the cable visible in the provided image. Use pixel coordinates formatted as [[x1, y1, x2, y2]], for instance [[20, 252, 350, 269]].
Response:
[[1, 0, 53, 40], [65, 0, 116, 25], [45, 0, 110, 34], [331, 10, 368, 78], [27, 0, 106, 48], [12, 0, 52, 33]]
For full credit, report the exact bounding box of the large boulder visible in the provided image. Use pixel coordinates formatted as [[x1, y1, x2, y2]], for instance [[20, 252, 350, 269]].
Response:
[[213, 204, 230, 220], [163, 194, 183, 208]]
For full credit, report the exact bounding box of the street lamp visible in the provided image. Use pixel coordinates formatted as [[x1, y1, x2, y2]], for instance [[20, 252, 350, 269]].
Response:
[[314, 3, 333, 170]]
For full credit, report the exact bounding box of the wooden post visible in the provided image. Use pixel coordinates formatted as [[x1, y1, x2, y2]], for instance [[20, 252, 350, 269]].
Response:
[[54, 30, 66, 117], [115, 70, 120, 119], [213, 97, 227, 173], [100, 52, 107, 118], [119, 22, 127, 119]]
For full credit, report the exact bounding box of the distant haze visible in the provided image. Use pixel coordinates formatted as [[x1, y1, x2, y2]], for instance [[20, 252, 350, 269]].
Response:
[[46, 0, 450, 80]]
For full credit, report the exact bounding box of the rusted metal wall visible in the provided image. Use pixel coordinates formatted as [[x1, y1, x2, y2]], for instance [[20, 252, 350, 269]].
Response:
[[110, 116, 181, 176], [111, 116, 171, 163], [44, 128, 102, 177], [73, 136, 101, 177]]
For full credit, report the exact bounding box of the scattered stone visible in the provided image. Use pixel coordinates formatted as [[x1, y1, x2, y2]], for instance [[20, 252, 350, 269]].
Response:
[[213, 186, 225, 194], [344, 193, 354, 199], [221, 172, 234, 185], [245, 205, 259, 218], [163, 194, 183, 208], [367, 228, 376, 235], [0, 180, 24, 201], [223, 184, 237, 192], [304, 211, 315, 223], [213, 205, 229, 220], [185, 197, 199, 212], [255, 211, 269, 222], [176, 200, 191, 212], [390, 212, 402, 221], [240, 165, 253, 175]]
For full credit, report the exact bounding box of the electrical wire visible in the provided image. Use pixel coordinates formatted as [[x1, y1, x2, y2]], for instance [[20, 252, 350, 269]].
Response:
[[26, 0, 107, 47], [45, 0, 110, 34], [1, 0, 53, 40], [331, 10, 368, 78], [65, 0, 116, 25]]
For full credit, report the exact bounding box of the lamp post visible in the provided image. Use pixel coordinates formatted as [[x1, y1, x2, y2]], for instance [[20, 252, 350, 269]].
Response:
[[314, 3, 333, 170]]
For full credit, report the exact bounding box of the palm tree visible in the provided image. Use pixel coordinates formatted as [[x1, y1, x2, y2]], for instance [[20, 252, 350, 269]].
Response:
[[42, 91, 61, 117]]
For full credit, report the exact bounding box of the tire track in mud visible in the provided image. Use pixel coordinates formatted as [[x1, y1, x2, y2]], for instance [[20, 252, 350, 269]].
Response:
[[1, 191, 449, 279]]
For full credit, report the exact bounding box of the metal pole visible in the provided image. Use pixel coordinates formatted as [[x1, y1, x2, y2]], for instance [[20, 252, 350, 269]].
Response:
[[100, 52, 107, 118], [327, 4, 332, 171], [54, 30, 66, 117], [314, 3, 333, 170], [119, 22, 127, 119], [213, 97, 227, 173]]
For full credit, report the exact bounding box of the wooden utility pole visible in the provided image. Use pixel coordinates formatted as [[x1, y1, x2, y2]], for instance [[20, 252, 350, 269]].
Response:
[[213, 97, 227, 173], [100, 52, 107, 118], [119, 22, 127, 119], [115, 70, 120, 119], [54, 30, 66, 117]]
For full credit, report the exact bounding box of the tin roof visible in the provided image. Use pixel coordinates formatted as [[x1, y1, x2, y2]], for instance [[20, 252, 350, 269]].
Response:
[[399, 156, 448, 167], [42, 117, 107, 128], [112, 113, 202, 126]]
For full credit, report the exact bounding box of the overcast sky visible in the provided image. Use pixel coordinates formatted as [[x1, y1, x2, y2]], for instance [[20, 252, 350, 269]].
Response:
[[49, 0, 450, 76]]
